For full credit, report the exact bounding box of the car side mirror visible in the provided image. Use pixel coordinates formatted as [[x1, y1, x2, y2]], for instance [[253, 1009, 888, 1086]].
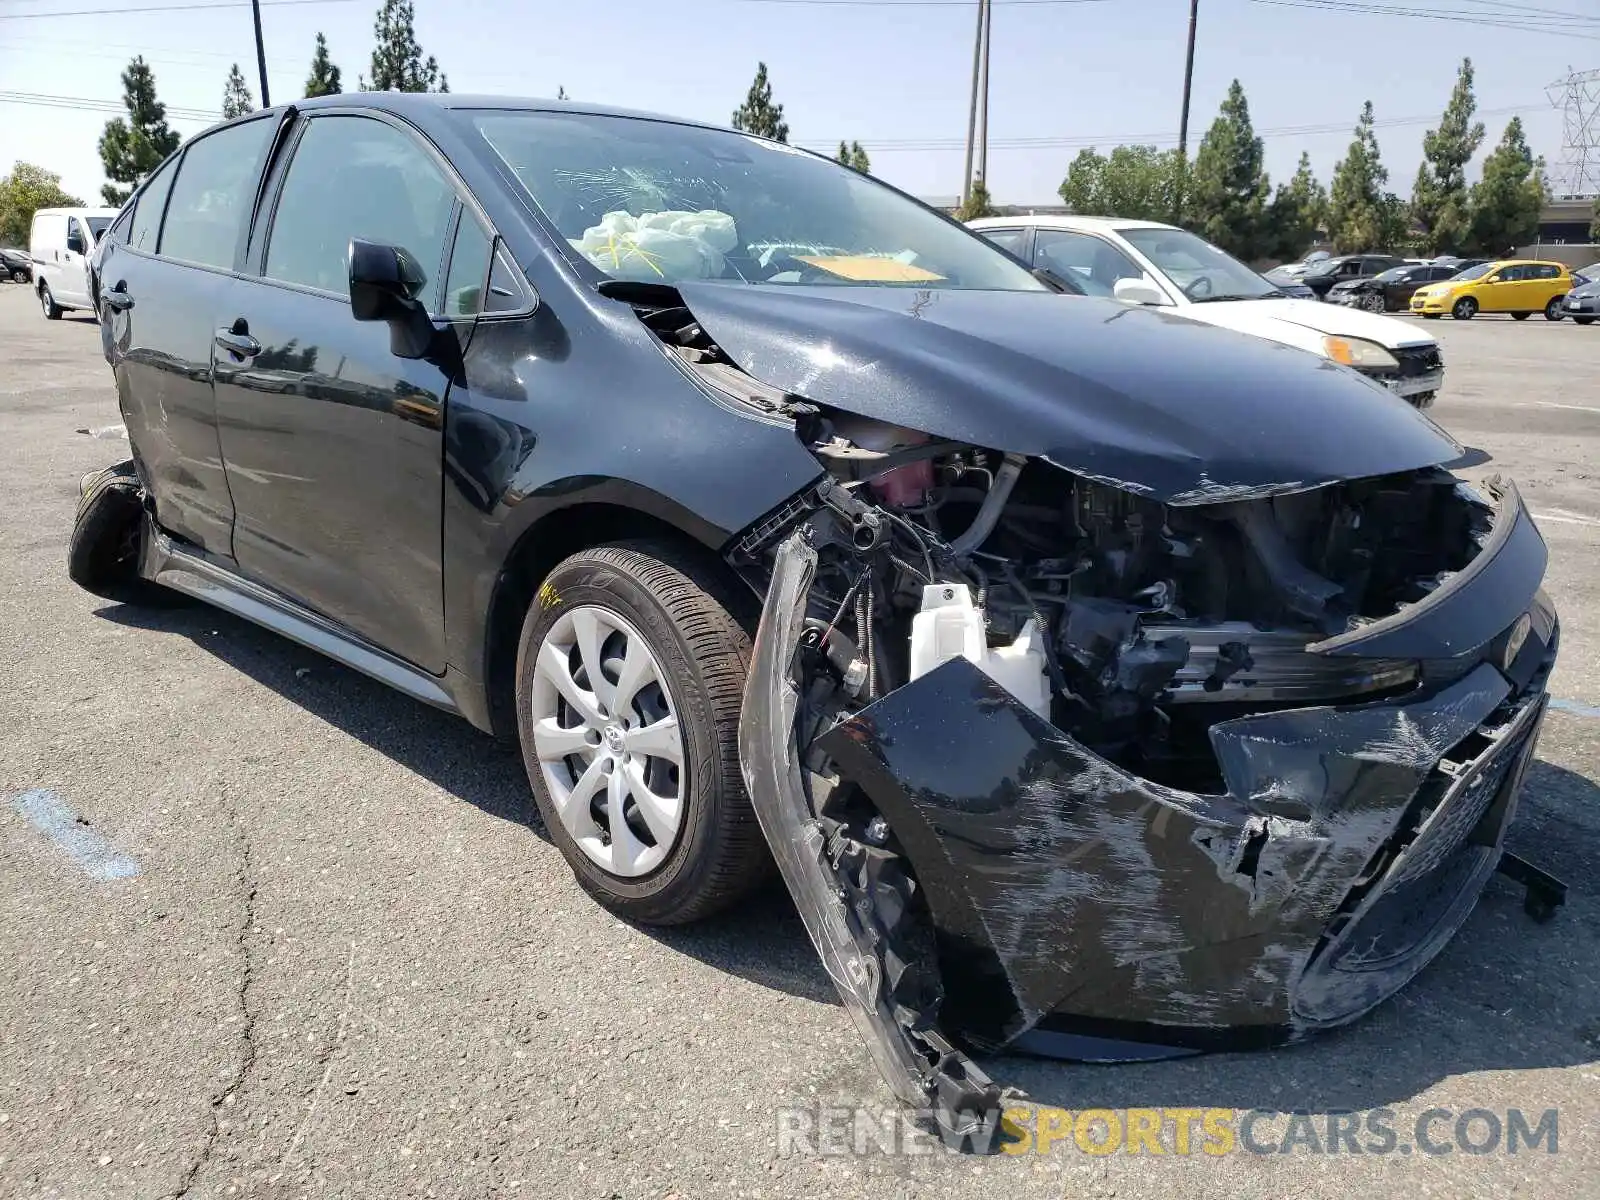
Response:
[[1484, 274, 1501, 283], [349, 238, 435, 359], [1113, 277, 1167, 306], [66, 231, 85, 255]]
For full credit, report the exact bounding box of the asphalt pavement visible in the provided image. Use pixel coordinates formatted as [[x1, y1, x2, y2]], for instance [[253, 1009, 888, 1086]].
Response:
[[1, 286, 1596, 1199]]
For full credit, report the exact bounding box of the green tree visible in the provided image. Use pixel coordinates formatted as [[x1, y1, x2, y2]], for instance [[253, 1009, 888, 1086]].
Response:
[[836, 140, 871, 174], [222, 63, 255, 119], [304, 32, 343, 97], [361, 0, 447, 93], [1326, 101, 1392, 252], [97, 57, 181, 206], [1185, 80, 1272, 260], [1409, 58, 1485, 256], [1266, 151, 1327, 261], [731, 62, 788, 142], [955, 177, 996, 221], [1466, 117, 1546, 257], [0, 163, 83, 247], [1057, 145, 1181, 221]]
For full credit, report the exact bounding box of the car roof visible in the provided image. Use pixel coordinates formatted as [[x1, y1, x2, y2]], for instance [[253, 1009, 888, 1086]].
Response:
[[968, 214, 1179, 233], [1487, 259, 1567, 268], [272, 91, 733, 135]]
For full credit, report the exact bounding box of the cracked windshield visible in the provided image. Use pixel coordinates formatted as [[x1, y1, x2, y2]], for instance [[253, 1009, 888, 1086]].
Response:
[[474, 111, 1045, 290]]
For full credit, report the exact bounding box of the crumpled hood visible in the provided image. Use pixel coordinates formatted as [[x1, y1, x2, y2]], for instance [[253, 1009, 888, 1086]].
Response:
[[675, 282, 1468, 504], [1190, 296, 1435, 350]]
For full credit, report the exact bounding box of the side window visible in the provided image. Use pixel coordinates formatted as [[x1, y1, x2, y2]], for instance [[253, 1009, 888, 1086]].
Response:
[[161, 118, 274, 269], [980, 228, 1026, 256], [1498, 265, 1523, 282], [129, 154, 178, 254], [1032, 230, 1139, 297], [1537, 264, 1560, 280], [442, 214, 492, 318], [265, 115, 456, 301], [485, 245, 529, 313]]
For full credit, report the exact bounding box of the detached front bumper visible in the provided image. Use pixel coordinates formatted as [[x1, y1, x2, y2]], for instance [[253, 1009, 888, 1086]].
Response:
[[739, 482, 1556, 1123]]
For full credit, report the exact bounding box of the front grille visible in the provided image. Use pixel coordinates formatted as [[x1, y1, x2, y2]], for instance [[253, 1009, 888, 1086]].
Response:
[[1292, 691, 1545, 1022], [1393, 344, 1443, 377]]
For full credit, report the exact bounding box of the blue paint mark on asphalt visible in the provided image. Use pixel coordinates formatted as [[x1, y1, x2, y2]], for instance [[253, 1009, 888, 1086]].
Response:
[[9, 789, 141, 880], [1550, 698, 1600, 719]]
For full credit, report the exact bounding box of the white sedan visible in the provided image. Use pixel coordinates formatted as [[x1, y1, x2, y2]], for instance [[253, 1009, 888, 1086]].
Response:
[[969, 215, 1443, 407]]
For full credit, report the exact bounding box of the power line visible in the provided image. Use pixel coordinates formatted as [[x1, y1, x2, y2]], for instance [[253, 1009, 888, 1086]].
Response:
[[1246, 0, 1600, 39], [0, 88, 219, 119], [807, 102, 1546, 151], [0, 0, 358, 20]]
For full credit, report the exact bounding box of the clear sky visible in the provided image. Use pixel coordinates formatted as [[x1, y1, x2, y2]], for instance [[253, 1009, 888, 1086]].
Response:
[[0, 0, 1593, 208]]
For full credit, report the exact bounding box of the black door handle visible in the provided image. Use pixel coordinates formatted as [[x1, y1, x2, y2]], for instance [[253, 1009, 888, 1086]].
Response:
[[215, 327, 261, 358], [103, 284, 133, 312]]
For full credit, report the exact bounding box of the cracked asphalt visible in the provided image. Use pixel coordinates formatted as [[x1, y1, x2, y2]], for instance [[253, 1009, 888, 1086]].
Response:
[[1, 285, 1597, 1199]]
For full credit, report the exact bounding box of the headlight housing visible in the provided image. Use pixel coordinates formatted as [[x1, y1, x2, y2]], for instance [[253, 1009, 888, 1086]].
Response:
[[1323, 336, 1399, 370]]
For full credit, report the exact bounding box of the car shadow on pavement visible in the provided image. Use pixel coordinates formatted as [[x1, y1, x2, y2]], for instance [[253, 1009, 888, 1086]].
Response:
[[94, 600, 538, 831], [89, 601, 1600, 1099]]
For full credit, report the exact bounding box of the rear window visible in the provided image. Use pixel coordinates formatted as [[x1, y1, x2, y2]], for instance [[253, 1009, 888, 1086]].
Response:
[[161, 118, 274, 269]]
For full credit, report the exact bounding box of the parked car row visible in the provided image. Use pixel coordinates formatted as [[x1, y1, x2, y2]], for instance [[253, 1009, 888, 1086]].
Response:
[[970, 215, 1444, 406], [1326, 261, 1487, 312], [0, 247, 33, 283]]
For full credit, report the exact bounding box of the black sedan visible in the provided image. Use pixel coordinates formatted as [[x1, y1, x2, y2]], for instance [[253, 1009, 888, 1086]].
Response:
[[1328, 262, 1466, 311], [1563, 277, 1599, 324], [0, 247, 31, 283], [1301, 252, 1408, 299], [72, 93, 1562, 1145]]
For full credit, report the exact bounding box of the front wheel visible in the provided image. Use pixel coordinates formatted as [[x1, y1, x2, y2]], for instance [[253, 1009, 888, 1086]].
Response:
[[1545, 298, 1565, 321], [11, 268, 27, 284], [515, 542, 768, 925], [39, 282, 62, 320], [1362, 293, 1385, 313], [1452, 297, 1477, 320]]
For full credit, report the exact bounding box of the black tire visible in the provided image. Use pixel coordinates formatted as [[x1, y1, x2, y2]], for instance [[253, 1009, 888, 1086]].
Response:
[[1452, 297, 1477, 320], [68, 461, 151, 601], [1544, 298, 1564, 321], [39, 281, 62, 320], [1574, 316, 1594, 326], [11, 268, 26, 284], [1512, 312, 1530, 321], [514, 541, 768, 925]]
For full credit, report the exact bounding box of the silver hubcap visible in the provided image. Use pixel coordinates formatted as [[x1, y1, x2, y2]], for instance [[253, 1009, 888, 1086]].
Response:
[[529, 605, 685, 877], [1365, 294, 1384, 311]]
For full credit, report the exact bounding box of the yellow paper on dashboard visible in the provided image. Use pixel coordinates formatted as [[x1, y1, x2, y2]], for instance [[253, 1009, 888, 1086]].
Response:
[[792, 255, 946, 283]]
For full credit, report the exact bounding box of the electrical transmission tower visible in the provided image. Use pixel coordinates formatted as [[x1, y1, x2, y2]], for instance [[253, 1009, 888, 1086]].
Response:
[[1546, 67, 1600, 199]]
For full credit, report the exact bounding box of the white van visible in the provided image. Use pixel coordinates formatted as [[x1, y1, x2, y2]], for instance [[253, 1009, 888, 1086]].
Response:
[[30, 206, 120, 319]]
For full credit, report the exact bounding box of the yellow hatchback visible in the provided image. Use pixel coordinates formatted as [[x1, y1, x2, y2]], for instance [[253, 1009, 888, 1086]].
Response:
[[1410, 259, 1573, 321]]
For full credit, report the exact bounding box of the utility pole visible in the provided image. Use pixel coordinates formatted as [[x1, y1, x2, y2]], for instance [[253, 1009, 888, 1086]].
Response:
[[977, 0, 992, 188], [250, 0, 271, 107], [1174, 0, 1199, 221], [961, 0, 986, 208]]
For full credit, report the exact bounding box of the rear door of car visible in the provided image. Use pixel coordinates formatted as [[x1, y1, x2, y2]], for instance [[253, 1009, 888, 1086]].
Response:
[[1532, 263, 1566, 306], [95, 117, 278, 555], [210, 109, 471, 672]]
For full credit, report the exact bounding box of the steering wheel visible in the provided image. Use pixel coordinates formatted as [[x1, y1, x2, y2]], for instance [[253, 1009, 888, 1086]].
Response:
[[1183, 274, 1214, 300]]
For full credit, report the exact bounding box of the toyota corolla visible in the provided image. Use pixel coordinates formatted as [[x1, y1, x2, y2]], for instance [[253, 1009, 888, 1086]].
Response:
[[76, 94, 1561, 1147]]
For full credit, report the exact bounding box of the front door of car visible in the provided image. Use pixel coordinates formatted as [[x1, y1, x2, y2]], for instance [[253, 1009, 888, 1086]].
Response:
[[211, 112, 465, 673], [59, 217, 94, 306], [1481, 265, 1522, 311]]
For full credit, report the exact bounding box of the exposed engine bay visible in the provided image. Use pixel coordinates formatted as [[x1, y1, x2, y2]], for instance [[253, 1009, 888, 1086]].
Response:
[[749, 411, 1494, 790]]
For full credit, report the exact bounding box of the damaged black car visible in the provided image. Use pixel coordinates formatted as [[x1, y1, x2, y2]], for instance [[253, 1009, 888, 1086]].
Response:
[[76, 94, 1563, 1145]]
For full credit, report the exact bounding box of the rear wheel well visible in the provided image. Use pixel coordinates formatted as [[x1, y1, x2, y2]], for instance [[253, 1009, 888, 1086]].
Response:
[[482, 504, 757, 740]]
